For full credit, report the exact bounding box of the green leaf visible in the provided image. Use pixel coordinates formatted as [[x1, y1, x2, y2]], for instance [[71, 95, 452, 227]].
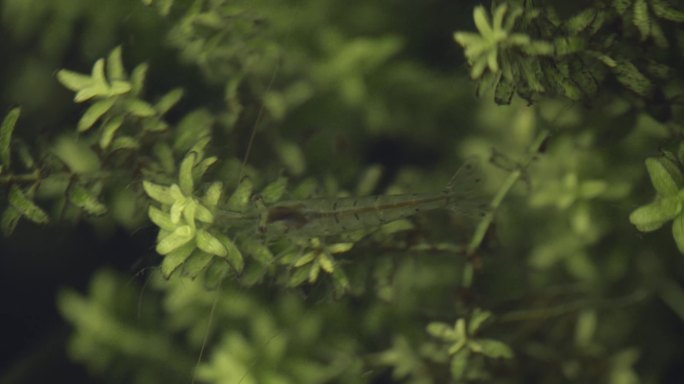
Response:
[[193, 156, 217, 180], [156, 225, 194, 255], [178, 152, 197, 195], [196, 229, 227, 257], [473, 339, 514, 359], [125, 99, 156, 117], [78, 98, 116, 132], [261, 176, 288, 204], [182, 251, 214, 278], [155, 88, 184, 115], [57, 69, 93, 92], [318, 252, 335, 273], [130, 63, 149, 95], [468, 309, 492, 335], [215, 234, 244, 272], [450, 349, 470, 379], [673, 214, 684, 253], [244, 238, 274, 265], [495, 76, 515, 105], [629, 197, 682, 232], [161, 241, 195, 278], [106, 46, 126, 80], [1, 107, 20, 168], [275, 140, 306, 176], [143, 180, 176, 205], [427, 322, 454, 339], [203, 182, 223, 208], [99, 116, 124, 149], [652, 0, 684, 22], [9, 185, 49, 224], [473, 6, 493, 37], [612, 60, 653, 97], [1, 206, 22, 236], [68, 183, 107, 215], [148, 206, 176, 231], [633, 0, 651, 40], [110, 136, 140, 151], [646, 157, 682, 196], [227, 177, 253, 210]]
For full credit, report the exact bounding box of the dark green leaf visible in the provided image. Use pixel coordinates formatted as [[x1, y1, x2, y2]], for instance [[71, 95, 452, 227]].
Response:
[[216, 234, 244, 273], [673, 213, 684, 253], [1, 206, 22, 236], [9, 185, 49, 224], [652, 0, 684, 22], [1, 107, 20, 168]]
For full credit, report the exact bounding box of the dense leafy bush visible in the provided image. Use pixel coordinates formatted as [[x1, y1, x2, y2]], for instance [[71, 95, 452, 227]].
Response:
[[2, 0, 684, 382]]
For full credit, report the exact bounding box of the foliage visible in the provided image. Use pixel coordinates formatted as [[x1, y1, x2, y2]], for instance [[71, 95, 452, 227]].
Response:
[[2, 0, 684, 383]]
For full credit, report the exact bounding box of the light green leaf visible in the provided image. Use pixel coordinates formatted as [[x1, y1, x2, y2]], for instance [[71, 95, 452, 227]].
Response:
[[227, 177, 253, 210], [130, 63, 149, 95], [78, 98, 116, 132], [468, 309, 492, 334], [193, 156, 217, 180], [275, 140, 306, 176], [646, 157, 682, 196], [203, 182, 223, 208], [673, 214, 684, 253], [308, 263, 321, 282], [1, 107, 20, 168], [110, 136, 139, 151], [450, 349, 470, 379], [261, 176, 288, 204], [143, 180, 176, 205], [196, 229, 227, 257], [294, 252, 316, 267], [473, 6, 493, 37], [57, 69, 92, 92], [473, 339, 514, 359], [9, 185, 49, 224], [318, 253, 335, 273], [328, 242, 354, 254], [215, 234, 244, 272], [155, 88, 184, 115], [427, 322, 454, 339], [161, 241, 195, 278], [629, 197, 682, 232], [107, 46, 126, 80], [68, 183, 107, 215], [148, 206, 176, 231], [99, 116, 124, 149], [156, 225, 194, 254], [288, 265, 310, 287], [183, 251, 214, 278], [178, 152, 196, 195], [194, 203, 214, 224], [125, 99, 156, 117]]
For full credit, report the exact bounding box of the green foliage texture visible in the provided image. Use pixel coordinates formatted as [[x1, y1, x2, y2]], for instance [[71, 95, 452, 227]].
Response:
[[2, 0, 684, 382]]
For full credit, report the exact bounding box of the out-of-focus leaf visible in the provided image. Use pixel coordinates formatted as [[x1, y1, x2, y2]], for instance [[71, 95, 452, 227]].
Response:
[[68, 183, 107, 215], [0, 107, 20, 168], [78, 98, 116, 132], [8, 185, 49, 224]]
